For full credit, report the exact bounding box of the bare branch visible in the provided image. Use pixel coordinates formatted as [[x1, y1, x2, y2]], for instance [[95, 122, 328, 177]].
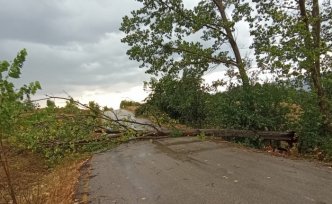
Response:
[[42, 96, 161, 133]]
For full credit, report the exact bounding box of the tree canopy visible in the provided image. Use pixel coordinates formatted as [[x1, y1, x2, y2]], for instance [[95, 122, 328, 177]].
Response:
[[251, 0, 332, 130], [120, 0, 252, 87]]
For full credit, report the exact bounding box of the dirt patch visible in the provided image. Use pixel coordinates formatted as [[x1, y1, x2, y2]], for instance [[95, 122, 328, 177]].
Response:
[[0, 143, 48, 203], [39, 156, 90, 204], [74, 158, 92, 204], [0, 143, 89, 204]]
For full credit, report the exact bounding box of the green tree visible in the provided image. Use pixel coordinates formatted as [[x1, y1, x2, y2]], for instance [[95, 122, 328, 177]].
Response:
[[251, 0, 332, 132], [143, 70, 207, 127], [46, 99, 56, 108], [120, 0, 251, 88], [0, 49, 41, 203], [0, 49, 41, 139]]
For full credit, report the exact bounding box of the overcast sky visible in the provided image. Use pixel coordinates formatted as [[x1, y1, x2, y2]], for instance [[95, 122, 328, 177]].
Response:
[[0, 0, 251, 108]]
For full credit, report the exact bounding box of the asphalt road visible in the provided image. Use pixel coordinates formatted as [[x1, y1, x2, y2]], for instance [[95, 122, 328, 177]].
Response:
[[79, 137, 332, 204], [104, 109, 155, 131]]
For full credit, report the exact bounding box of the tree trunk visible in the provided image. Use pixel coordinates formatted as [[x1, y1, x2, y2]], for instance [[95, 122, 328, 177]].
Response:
[[212, 0, 250, 88], [159, 128, 296, 141], [42, 129, 297, 148], [298, 0, 332, 132], [0, 139, 17, 204]]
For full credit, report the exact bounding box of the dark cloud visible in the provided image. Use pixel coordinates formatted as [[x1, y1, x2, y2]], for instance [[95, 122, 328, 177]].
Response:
[[0, 0, 149, 108], [0, 33, 149, 94], [0, 0, 141, 44]]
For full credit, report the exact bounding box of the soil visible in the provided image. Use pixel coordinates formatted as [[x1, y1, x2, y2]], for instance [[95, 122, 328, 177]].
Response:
[[0, 142, 88, 204], [0, 142, 49, 203]]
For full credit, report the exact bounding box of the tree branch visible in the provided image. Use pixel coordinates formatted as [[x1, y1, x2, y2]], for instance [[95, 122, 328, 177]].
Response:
[[41, 96, 161, 133], [170, 46, 237, 67]]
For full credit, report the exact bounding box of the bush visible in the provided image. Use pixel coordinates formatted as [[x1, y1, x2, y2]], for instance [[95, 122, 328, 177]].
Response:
[[120, 100, 141, 109], [205, 83, 299, 131], [142, 72, 208, 127], [120, 100, 141, 113]]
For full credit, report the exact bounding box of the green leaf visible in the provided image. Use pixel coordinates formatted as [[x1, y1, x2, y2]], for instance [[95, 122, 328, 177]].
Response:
[[120, 0, 250, 86], [0, 61, 10, 73], [8, 49, 27, 78]]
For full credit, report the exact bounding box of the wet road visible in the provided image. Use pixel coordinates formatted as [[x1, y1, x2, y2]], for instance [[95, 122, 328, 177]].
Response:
[[82, 137, 332, 204], [104, 109, 155, 131]]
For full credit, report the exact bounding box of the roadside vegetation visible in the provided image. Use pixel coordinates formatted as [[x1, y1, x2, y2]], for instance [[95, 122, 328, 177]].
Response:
[[121, 0, 332, 159], [1, 0, 332, 203], [0, 51, 132, 203]]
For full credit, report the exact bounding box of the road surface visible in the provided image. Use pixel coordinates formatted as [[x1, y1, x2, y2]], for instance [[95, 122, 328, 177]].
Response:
[[104, 109, 155, 131], [77, 136, 332, 204]]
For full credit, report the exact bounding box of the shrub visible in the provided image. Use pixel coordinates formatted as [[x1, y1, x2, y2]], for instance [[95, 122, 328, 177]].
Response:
[[120, 100, 141, 109], [205, 83, 299, 131]]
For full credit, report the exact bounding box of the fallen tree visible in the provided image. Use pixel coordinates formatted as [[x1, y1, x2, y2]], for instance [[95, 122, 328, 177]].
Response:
[[33, 96, 297, 152], [157, 129, 297, 143], [41, 128, 297, 148]]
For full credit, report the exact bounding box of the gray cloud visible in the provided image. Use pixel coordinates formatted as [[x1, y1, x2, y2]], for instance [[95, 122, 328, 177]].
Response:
[[0, 0, 149, 106], [0, 34, 148, 93], [0, 0, 141, 44]]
